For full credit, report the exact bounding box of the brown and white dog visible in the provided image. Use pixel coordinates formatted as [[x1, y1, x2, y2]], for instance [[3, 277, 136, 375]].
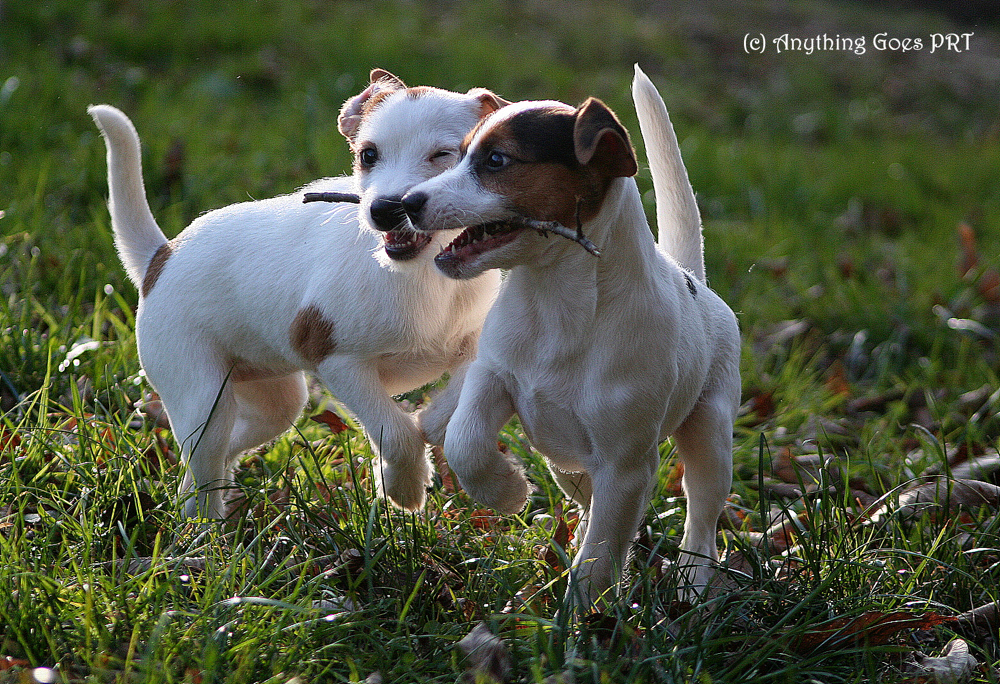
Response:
[[89, 70, 506, 518], [407, 66, 741, 608]]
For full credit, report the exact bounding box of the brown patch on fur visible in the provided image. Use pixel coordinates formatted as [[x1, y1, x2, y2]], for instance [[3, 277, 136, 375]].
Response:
[[470, 103, 637, 227], [474, 116, 604, 227], [142, 241, 173, 297], [290, 305, 336, 366], [229, 357, 295, 382], [486, 161, 607, 229]]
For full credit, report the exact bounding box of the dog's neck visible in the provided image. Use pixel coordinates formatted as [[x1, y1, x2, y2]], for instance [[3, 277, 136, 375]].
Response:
[[499, 177, 658, 350]]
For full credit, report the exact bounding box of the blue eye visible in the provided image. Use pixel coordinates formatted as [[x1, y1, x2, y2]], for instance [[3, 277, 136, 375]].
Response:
[[485, 150, 507, 170], [359, 147, 378, 167]]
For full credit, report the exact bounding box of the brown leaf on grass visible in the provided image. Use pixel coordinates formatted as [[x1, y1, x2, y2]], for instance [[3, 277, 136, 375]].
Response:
[[759, 478, 807, 500], [538, 516, 573, 571], [141, 429, 177, 471], [788, 610, 956, 653], [662, 459, 685, 495], [957, 222, 1000, 304], [958, 223, 980, 278], [458, 622, 511, 684], [138, 397, 172, 429], [865, 478, 1000, 525], [431, 444, 461, 494], [0, 655, 30, 671], [0, 427, 22, 455], [581, 611, 644, 654], [978, 266, 1000, 303], [311, 409, 349, 433], [824, 360, 853, 399], [846, 387, 907, 415], [741, 389, 776, 427], [470, 509, 500, 530]]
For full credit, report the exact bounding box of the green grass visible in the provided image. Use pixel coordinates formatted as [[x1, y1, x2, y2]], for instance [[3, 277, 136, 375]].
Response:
[[3, 0, 1000, 681]]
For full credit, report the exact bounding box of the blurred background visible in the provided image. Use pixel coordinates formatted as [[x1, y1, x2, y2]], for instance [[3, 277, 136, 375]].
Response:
[[1, 0, 998, 401]]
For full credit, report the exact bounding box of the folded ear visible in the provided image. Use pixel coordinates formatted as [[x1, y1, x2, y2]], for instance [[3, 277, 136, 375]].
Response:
[[338, 69, 407, 141], [467, 88, 511, 119], [573, 97, 637, 178]]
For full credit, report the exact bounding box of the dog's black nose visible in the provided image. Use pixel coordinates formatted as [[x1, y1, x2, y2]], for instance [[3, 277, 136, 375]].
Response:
[[401, 192, 428, 222], [369, 196, 408, 231]]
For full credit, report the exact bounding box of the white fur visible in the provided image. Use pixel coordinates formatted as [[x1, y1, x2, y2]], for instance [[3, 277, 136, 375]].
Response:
[[410, 66, 741, 607], [89, 74, 502, 518]]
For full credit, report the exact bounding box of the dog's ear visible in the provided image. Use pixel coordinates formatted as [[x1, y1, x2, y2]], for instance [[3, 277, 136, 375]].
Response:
[[467, 88, 511, 119], [573, 98, 638, 179], [337, 69, 407, 142], [369, 68, 406, 89]]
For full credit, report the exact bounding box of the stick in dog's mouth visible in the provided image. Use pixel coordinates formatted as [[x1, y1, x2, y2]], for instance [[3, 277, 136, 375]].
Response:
[[437, 215, 601, 260], [303, 191, 361, 204]]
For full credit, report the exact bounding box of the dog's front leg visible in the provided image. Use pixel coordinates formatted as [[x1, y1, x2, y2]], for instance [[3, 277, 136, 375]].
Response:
[[444, 363, 528, 514], [315, 356, 431, 511], [566, 453, 658, 611]]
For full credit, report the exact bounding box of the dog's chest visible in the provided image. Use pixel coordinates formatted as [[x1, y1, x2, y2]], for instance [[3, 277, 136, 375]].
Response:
[[515, 386, 593, 470]]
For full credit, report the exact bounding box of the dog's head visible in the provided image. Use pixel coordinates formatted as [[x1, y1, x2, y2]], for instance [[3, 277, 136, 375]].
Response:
[[400, 98, 638, 278], [338, 69, 508, 262]]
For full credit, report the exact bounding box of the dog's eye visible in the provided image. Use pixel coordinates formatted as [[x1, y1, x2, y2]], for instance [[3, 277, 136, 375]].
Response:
[[429, 149, 456, 163], [359, 147, 379, 168], [484, 150, 508, 170]]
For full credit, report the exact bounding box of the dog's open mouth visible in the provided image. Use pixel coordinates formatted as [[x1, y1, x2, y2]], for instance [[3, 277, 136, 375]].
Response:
[[435, 217, 601, 267], [435, 221, 525, 263], [384, 229, 432, 261]]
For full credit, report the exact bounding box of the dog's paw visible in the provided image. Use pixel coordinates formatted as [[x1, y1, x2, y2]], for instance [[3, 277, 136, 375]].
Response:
[[460, 454, 530, 515], [376, 450, 432, 511]]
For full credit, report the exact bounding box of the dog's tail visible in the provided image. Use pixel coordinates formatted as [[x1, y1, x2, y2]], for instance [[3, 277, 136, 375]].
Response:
[[631, 64, 705, 283], [88, 104, 168, 289]]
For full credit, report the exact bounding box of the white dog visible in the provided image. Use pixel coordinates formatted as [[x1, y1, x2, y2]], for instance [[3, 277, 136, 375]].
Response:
[[89, 69, 505, 518], [408, 66, 741, 607]]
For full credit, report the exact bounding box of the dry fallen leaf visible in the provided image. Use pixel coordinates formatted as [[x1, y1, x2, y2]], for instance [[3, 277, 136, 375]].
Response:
[[311, 409, 350, 433], [458, 622, 511, 684], [788, 610, 955, 653], [865, 478, 1000, 525], [431, 444, 461, 494], [954, 601, 1000, 640], [906, 638, 978, 684]]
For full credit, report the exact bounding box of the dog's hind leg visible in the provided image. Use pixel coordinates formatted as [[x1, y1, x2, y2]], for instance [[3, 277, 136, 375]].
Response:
[[672, 387, 737, 598], [162, 378, 239, 520], [417, 362, 470, 447], [228, 373, 308, 454]]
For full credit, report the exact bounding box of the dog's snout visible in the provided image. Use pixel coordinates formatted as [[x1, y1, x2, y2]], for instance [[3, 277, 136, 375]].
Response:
[[401, 192, 428, 222], [369, 197, 408, 231]]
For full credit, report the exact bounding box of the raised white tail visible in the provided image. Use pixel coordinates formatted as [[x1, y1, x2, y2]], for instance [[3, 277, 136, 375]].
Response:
[[88, 104, 168, 289], [631, 64, 705, 283]]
